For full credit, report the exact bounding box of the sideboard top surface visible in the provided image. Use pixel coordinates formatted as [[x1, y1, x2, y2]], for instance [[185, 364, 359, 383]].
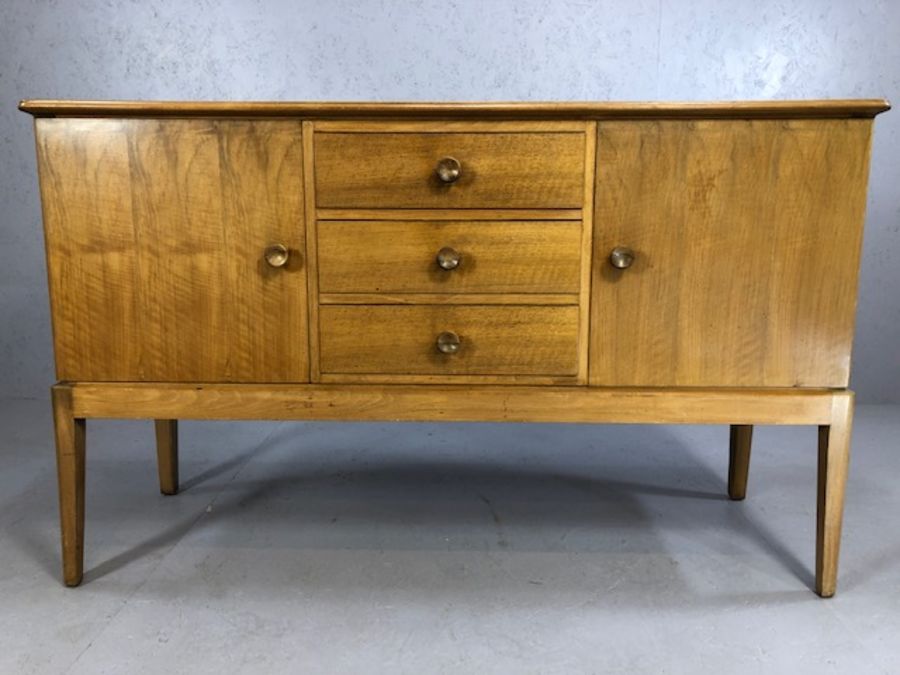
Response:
[[18, 99, 891, 119]]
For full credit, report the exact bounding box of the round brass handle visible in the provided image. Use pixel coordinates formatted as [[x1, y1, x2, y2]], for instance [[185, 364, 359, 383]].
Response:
[[609, 246, 635, 269], [435, 156, 461, 184], [436, 331, 461, 355], [436, 247, 461, 270], [264, 244, 290, 268]]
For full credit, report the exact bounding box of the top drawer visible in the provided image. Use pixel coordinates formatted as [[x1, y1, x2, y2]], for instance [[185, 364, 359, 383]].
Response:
[[314, 130, 586, 209]]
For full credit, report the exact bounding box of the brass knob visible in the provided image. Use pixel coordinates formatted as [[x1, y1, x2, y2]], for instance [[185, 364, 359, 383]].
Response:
[[609, 246, 635, 269], [264, 244, 290, 268], [435, 156, 461, 184], [436, 331, 461, 354], [436, 247, 461, 270]]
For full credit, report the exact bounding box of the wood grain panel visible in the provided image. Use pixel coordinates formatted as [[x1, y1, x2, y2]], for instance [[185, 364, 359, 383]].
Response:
[[319, 305, 579, 377], [317, 220, 582, 294], [314, 131, 585, 208], [36, 118, 308, 382], [590, 119, 874, 387]]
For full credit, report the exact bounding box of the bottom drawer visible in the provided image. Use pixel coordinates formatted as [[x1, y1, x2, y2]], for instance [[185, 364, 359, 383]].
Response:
[[319, 305, 579, 378]]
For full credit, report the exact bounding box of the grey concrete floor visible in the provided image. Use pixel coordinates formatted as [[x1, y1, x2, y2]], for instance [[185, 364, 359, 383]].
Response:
[[0, 398, 898, 674]]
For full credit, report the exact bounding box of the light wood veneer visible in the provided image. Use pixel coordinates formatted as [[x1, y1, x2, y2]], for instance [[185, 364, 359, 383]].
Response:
[[23, 99, 889, 597], [35, 118, 309, 382], [317, 220, 583, 294]]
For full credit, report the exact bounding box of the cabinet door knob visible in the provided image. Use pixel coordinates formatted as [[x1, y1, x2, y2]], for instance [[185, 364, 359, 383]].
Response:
[[436, 331, 461, 354], [435, 156, 461, 184], [264, 244, 290, 268], [609, 246, 635, 269], [436, 246, 461, 270]]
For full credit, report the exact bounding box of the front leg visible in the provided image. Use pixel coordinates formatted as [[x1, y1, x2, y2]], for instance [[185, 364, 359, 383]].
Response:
[[816, 392, 853, 598], [51, 384, 86, 587]]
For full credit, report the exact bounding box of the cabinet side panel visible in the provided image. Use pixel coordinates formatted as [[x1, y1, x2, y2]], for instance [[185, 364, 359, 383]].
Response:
[[36, 119, 141, 380], [35, 118, 309, 382], [590, 119, 873, 387]]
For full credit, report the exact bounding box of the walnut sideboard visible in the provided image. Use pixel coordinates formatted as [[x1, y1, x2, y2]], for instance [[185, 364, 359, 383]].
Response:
[[20, 99, 890, 595]]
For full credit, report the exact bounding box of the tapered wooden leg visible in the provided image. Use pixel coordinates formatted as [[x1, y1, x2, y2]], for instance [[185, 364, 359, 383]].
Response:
[[154, 419, 179, 495], [51, 385, 86, 587], [816, 394, 853, 598], [728, 424, 753, 500]]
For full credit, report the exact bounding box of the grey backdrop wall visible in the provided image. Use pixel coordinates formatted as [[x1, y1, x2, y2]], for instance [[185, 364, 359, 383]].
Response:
[[1, 0, 898, 401]]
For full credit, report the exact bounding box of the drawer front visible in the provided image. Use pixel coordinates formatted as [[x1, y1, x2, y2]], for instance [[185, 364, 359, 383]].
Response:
[[319, 305, 579, 377], [314, 132, 585, 209], [317, 220, 583, 294]]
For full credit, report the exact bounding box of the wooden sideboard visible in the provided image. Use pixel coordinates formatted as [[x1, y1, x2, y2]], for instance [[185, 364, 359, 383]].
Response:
[[20, 99, 890, 595]]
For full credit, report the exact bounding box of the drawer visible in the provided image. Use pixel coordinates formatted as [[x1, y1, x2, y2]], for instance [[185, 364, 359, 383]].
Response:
[[314, 132, 585, 209], [317, 220, 583, 294], [319, 305, 579, 377]]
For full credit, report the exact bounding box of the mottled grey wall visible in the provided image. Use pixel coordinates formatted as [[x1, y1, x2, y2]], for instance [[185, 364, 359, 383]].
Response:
[[1, 0, 898, 401]]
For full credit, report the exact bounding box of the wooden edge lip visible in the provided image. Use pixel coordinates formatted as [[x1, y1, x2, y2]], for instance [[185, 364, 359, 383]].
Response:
[[65, 381, 846, 425], [18, 99, 892, 119], [63, 381, 847, 393]]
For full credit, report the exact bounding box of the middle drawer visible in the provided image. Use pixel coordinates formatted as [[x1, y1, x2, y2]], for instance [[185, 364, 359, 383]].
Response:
[[317, 220, 583, 294]]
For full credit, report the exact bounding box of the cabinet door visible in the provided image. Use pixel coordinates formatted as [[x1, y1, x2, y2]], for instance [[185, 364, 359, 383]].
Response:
[[590, 119, 872, 387], [36, 118, 308, 382]]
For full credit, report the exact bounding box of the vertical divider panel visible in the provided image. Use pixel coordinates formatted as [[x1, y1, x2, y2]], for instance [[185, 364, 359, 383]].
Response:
[[580, 122, 597, 385], [302, 120, 321, 382]]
